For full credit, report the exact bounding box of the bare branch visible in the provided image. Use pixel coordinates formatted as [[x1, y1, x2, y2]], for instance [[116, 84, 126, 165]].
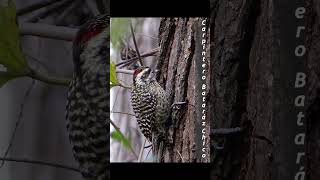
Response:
[[25, 0, 73, 23], [118, 83, 131, 89], [111, 111, 136, 117], [210, 127, 243, 136], [0, 157, 80, 173], [54, 0, 82, 25], [130, 21, 143, 66], [111, 87, 121, 112], [116, 69, 133, 75], [116, 47, 160, 68], [138, 138, 147, 162], [19, 22, 77, 41], [27, 68, 70, 86], [145, 146, 152, 161], [17, 0, 61, 16], [252, 134, 273, 146], [135, 33, 159, 40]]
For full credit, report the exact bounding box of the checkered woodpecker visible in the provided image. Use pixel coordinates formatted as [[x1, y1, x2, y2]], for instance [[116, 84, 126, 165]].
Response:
[[131, 67, 169, 145], [66, 14, 109, 180]]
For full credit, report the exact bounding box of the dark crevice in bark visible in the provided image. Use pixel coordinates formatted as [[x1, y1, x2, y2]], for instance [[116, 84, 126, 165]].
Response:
[[227, 1, 261, 179], [156, 18, 177, 86], [222, 2, 260, 174]]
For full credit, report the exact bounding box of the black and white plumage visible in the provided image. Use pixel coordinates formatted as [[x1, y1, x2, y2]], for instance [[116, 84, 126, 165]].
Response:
[[66, 14, 109, 180], [131, 67, 169, 148]]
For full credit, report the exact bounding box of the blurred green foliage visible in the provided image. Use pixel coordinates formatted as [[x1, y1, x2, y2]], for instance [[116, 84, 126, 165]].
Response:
[[0, 0, 29, 87], [110, 18, 133, 50], [111, 130, 133, 151], [110, 61, 119, 88]]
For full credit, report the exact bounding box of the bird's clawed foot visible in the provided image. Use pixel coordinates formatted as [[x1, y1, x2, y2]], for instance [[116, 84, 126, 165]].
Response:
[[171, 101, 188, 110]]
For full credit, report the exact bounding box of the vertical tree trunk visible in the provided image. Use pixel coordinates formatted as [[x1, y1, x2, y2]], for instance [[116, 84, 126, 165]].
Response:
[[209, 0, 319, 180], [156, 18, 210, 162], [210, 0, 272, 179], [306, 0, 320, 179]]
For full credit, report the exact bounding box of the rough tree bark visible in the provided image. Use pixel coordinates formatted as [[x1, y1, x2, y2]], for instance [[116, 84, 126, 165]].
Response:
[[210, 1, 270, 179], [306, 0, 320, 179], [156, 18, 210, 163], [153, 1, 319, 177], [209, 0, 319, 180]]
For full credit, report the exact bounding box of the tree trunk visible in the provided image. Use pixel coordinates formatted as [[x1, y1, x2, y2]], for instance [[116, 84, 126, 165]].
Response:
[[208, 0, 319, 180], [146, 2, 318, 177], [210, 0, 270, 179], [156, 18, 210, 163], [306, 0, 320, 179]]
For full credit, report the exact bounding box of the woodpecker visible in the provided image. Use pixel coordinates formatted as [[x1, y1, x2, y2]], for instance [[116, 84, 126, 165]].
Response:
[[130, 67, 169, 161], [66, 14, 109, 180]]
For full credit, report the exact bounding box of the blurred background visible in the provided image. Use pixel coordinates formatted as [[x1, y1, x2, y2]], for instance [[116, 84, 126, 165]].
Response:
[[0, 0, 108, 179]]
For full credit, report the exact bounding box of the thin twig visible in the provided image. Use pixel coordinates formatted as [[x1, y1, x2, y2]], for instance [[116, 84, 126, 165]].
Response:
[[252, 134, 273, 146], [138, 138, 147, 162], [0, 157, 80, 173], [19, 22, 77, 41], [116, 69, 134, 75], [17, 0, 61, 16], [27, 68, 70, 86], [54, 0, 82, 25], [111, 111, 136, 117], [110, 120, 138, 159], [25, 0, 73, 23], [176, 150, 185, 163], [0, 80, 35, 168], [135, 33, 159, 40], [145, 146, 152, 161], [116, 47, 160, 68], [111, 86, 120, 112], [210, 127, 243, 136], [130, 21, 143, 66], [118, 83, 131, 89]]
